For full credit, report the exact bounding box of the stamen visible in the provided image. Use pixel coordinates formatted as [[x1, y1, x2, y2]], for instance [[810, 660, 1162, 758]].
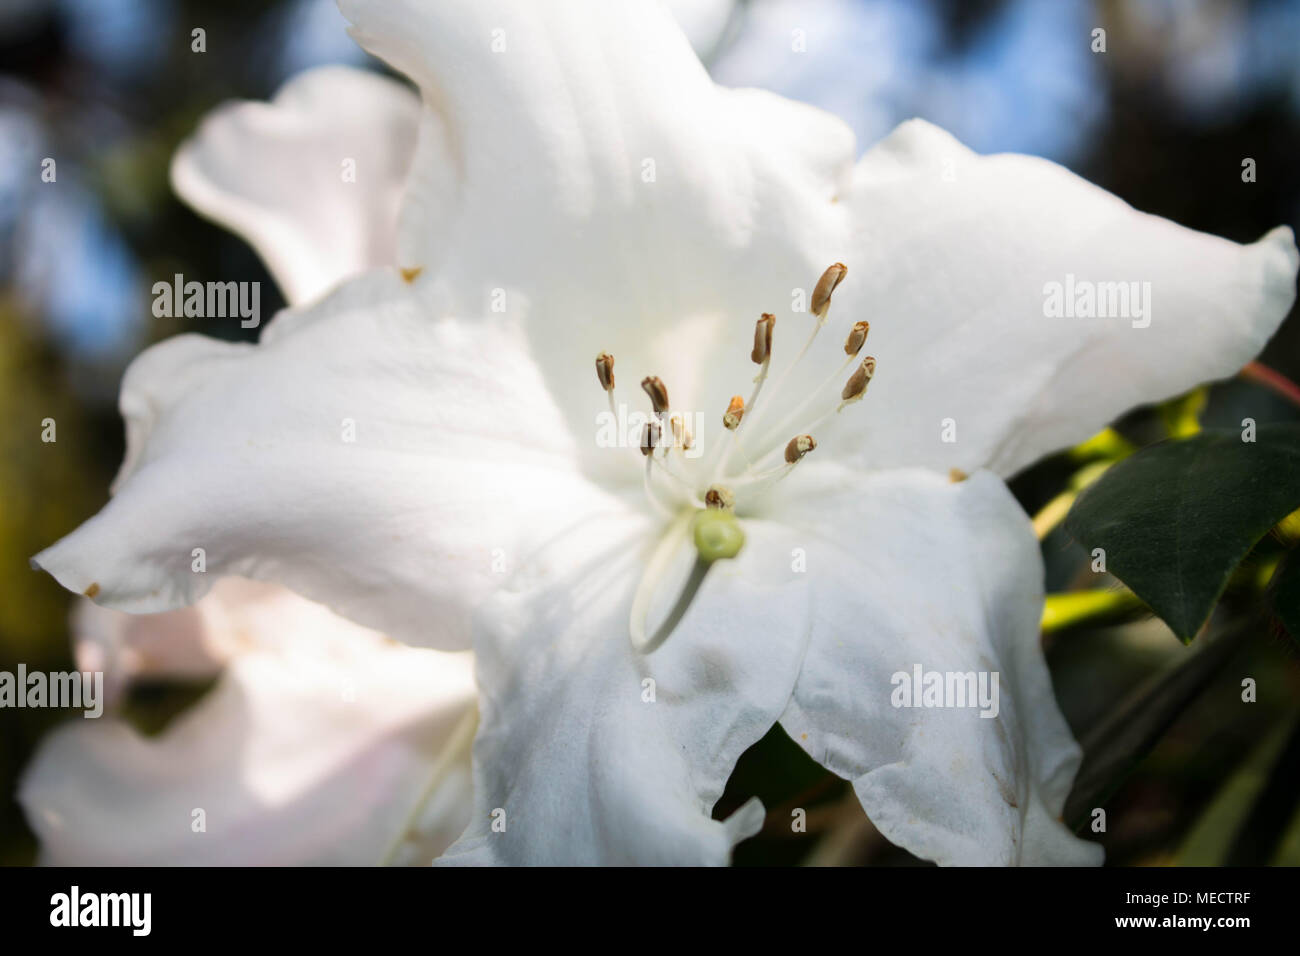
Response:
[[844, 321, 869, 356], [595, 351, 617, 416], [595, 352, 615, 391], [723, 395, 745, 431], [640, 419, 661, 456], [751, 312, 775, 366], [811, 262, 847, 321], [785, 434, 817, 463], [643, 457, 676, 519], [641, 376, 670, 415], [733, 264, 847, 461], [704, 485, 735, 510], [839, 355, 876, 410], [669, 414, 694, 452]]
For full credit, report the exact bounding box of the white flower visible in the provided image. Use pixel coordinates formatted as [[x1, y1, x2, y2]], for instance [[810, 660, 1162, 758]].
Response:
[[19, 579, 476, 865], [32, 0, 1297, 865]]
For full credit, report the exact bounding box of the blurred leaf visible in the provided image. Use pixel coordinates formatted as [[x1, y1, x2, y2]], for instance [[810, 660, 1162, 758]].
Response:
[[1158, 387, 1207, 439], [1041, 588, 1145, 633], [1270, 552, 1300, 646], [1067, 426, 1138, 464], [1223, 714, 1300, 865], [1065, 425, 1300, 642], [1065, 624, 1249, 831], [1175, 714, 1297, 864]]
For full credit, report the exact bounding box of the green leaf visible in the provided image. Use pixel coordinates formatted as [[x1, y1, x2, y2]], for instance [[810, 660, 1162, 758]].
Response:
[[1270, 552, 1300, 647], [1064, 424, 1300, 642]]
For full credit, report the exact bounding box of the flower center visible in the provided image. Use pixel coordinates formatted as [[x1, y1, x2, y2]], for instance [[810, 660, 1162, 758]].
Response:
[[594, 263, 878, 652], [595, 263, 873, 520]]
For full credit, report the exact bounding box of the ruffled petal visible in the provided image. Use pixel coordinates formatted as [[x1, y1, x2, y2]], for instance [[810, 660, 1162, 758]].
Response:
[[822, 119, 1298, 477], [439, 510, 810, 864], [33, 273, 626, 649], [338, 0, 856, 477], [171, 65, 424, 304], [764, 463, 1102, 865], [19, 583, 476, 865]]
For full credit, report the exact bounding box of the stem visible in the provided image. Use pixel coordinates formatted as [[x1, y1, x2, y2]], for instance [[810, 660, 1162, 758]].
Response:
[[1242, 360, 1300, 410], [1041, 588, 1145, 634], [1063, 622, 1252, 830]]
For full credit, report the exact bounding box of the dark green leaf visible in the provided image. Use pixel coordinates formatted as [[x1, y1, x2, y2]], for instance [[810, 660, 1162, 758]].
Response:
[[1271, 553, 1300, 647], [1064, 425, 1300, 642]]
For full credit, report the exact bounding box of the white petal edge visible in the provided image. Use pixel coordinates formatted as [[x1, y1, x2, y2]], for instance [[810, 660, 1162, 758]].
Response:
[[823, 118, 1299, 477], [171, 65, 424, 305], [32, 272, 629, 650], [765, 463, 1103, 865]]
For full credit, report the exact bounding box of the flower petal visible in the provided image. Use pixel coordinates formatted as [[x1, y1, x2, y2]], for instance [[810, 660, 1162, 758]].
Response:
[[827, 119, 1299, 477], [171, 65, 424, 305], [439, 509, 811, 864], [665, 0, 736, 58], [33, 272, 625, 650], [69, 579, 264, 709], [19, 584, 476, 865], [765, 463, 1102, 865], [338, 0, 856, 473]]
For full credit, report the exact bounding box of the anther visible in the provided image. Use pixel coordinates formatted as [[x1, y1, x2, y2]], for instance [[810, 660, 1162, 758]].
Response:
[[641, 376, 669, 415], [670, 414, 694, 451], [784, 434, 817, 463], [595, 352, 615, 391], [840, 355, 876, 406], [811, 263, 847, 320], [640, 420, 661, 456], [844, 321, 869, 356], [723, 395, 745, 431], [751, 313, 775, 365], [704, 485, 735, 510]]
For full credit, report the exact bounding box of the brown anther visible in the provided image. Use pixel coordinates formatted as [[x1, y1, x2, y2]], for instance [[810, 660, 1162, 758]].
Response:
[[670, 414, 694, 451], [704, 485, 735, 510], [723, 395, 745, 431], [811, 263, 847, 318], [948, 468, 968, 483], [640, 420, 661, 457], [595, 352, 615, 391], [841, 355, 876, 402], [844, 320, 870, 356], [751, 313, 775, 365], [784, 434, 817, 464], [641, 376, 669, 414]]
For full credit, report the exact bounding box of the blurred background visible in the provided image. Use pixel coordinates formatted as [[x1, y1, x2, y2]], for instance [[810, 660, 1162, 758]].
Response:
[[1, 0, 1298, 864]]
